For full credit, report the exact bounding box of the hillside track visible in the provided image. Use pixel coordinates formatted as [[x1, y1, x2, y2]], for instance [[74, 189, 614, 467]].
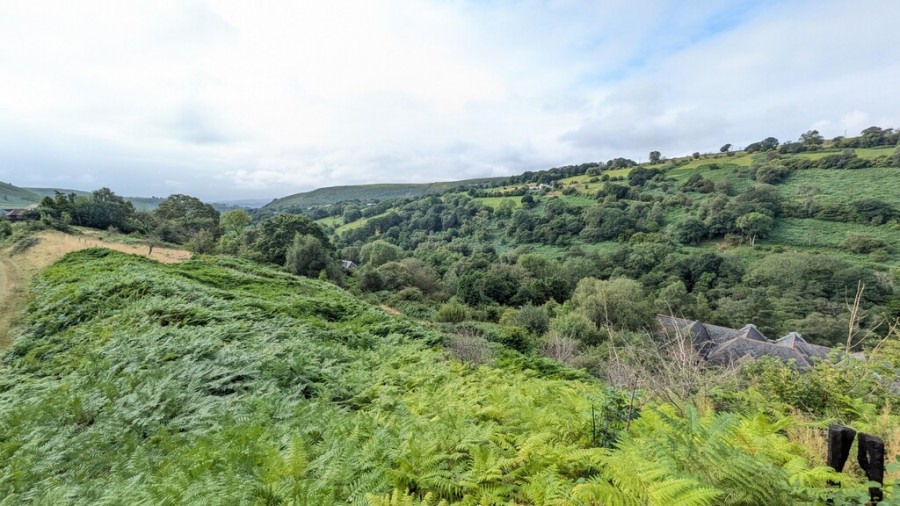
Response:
[[0, 230, 191, 348]]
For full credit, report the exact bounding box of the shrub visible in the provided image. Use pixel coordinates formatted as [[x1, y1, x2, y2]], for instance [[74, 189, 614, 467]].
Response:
[[0, 217, 11, 238], [539, 335, 578, 364], [510, 303, 550, 335], [841, 233, 889, 254], [550, 311, 600, 345], [446, 332, 493, 364], [435, 300, 469, 323]]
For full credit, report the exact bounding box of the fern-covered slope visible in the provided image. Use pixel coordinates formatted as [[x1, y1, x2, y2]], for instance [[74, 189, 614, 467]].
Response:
[[0, 249, 609, 504], [0, 250, 869, 504]]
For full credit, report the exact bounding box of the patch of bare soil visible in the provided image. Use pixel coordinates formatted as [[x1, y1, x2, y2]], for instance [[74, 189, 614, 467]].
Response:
[[380, 305, 401, 315], [0, 230, 191, 348]]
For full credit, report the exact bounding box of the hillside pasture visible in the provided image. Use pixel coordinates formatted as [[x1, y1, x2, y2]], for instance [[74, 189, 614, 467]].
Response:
[[779, 167, 900, 207]]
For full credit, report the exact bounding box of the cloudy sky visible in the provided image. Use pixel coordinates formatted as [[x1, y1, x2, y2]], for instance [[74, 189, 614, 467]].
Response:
[[1, 0, 898, 201]]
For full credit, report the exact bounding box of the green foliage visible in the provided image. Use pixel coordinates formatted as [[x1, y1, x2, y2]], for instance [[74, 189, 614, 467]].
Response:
[[674, 216, 708, 245], [145, 194, 222, 249], [550, 311, 599, 345], [576, 405, 840, 505], [572, 277, 651, 332], [739, 357, 892, 417], [284, 233, 342, 282], [253, 214, 332, 266], [360, 239, 404, 267], [841, 232, 889, 254], [220, 208, 252, 234], [37, 188, 138, 232], [0, 216, 11, 238], [508, 303, 550, 335], [736, 211, 774, 243], [0, 250, 623, 503], [435, 300, 468, 323]]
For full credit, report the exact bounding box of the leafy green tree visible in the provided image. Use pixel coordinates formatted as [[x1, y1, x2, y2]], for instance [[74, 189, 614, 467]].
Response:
[[720, 143, 732, 153], [521, 194, 536, 208], [649, 151, 661, 164], [377, 258, 441, 295], [656, 280, 691, 315], [254, 214, 331, 266], [359, 240, 403, 267], [154, 194, 219, 242], [799, 129, 824, 147], [496, 199, 516, 218], [581, 207, 635, 242], [735, 211, 774, 245], [284, 233, 341, 282], [156, 194, 218, 222], [480, 264, 523, 305], [188, 229, 217, 254], [549, 311, 599, 345], [850, 198, 894, 224], [627, 166, 660, 187], [760, 136, 780, 151], [220, 209, 251, 234], [510, 303, 550, 335], [674, 216, 707, 245], [572, 277, 651, 331]]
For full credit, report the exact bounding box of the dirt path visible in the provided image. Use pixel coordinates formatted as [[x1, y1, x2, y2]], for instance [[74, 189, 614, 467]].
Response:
[[0, 230, 191, 348]]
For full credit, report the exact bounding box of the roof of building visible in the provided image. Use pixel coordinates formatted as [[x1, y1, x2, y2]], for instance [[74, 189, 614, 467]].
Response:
[[656, 315, 837, 369]]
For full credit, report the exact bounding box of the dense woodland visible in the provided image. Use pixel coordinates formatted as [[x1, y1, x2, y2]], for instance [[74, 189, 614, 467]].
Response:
[[2, 128, 899, 504]]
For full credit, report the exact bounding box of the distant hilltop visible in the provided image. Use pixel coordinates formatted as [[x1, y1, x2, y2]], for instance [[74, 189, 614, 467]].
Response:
[[263, 177, 508, 211]]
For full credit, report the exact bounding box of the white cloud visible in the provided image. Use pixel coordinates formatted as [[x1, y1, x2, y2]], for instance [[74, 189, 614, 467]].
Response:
[[0, 0, 897, 200]]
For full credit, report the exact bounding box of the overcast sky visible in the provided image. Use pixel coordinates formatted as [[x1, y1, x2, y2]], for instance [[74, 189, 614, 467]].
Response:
[[1, 0, 898, 201]]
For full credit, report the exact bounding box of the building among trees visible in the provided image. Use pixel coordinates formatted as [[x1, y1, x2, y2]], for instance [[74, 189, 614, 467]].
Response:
[[657, 315, 836, 368]]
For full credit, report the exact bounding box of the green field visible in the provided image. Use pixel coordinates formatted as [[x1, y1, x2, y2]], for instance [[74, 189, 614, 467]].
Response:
[[765, 217, 900, 265], [334, 211, 393, 234], [778, 167, 900, 207], [315, 215, 343, 228], [475, 196, 521, 209]]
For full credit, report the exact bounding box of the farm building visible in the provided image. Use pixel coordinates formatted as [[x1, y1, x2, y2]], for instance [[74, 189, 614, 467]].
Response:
[[0, 208, 31, 222], [657, 315, 835, 368]]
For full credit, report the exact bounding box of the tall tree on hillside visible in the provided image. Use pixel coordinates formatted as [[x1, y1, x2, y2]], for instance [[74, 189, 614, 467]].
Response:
[[736, 211, 774, 246], [284, 233, 342, 282], [720, 143, 732, 153], [253, 214, 332, 266], [649, 151, 661, 164], [154, 194, 220, 244], [800, 129, 824, 147], [760, 137, 780, 151]]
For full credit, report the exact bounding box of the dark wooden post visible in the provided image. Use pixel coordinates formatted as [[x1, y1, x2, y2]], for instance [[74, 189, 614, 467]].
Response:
[[857, 432, 884, 504], [827, 425, 856, 473]]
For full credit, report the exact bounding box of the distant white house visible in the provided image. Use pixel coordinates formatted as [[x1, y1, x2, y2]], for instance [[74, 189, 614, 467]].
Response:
[[340, 260, 358, 270], [526, 183, 554, 194]]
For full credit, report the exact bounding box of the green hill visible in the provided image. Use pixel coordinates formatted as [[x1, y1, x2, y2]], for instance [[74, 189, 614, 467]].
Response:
[[25, 187, 92, 199], [26, 188, 165, 211], [2, 248, 882, 503], [0, 249, 603, 502], [265, 177, 508, 210], [0, 182, 41, 207]]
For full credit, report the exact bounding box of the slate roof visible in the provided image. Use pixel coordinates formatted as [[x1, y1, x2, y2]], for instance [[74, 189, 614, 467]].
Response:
[[657, 315, 837, 369]]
